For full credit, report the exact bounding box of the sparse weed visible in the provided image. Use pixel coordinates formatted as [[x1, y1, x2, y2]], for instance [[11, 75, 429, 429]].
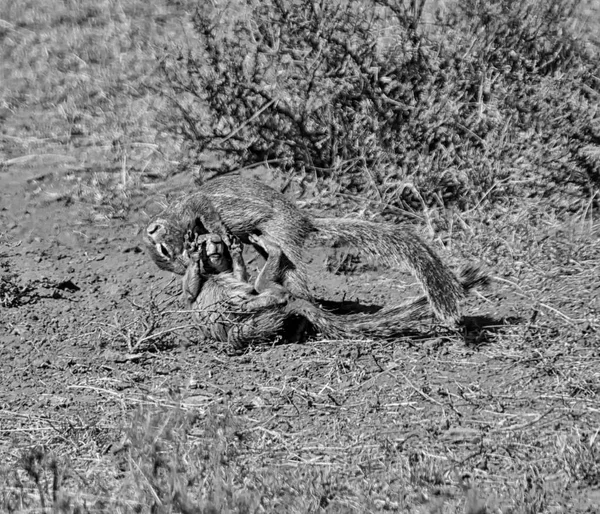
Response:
[[0, 271, 35, 308], [0, 261, 71, 308], [93, 280, 193, 355], [123, 405, 260, 513]]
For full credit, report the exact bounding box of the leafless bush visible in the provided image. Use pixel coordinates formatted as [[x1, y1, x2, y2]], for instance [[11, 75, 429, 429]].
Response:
[[162, 0, 599, 212]]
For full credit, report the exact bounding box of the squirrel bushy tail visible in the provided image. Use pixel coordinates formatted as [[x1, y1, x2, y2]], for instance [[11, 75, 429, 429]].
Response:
[[312, 217, 465, 325], [285, 265, 488, 340], [340, 265, 489, 337]]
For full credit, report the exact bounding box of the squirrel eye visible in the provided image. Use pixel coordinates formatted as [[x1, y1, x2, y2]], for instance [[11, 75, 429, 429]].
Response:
[[147, 223, 160, 236], [157, 243, 172, 259]]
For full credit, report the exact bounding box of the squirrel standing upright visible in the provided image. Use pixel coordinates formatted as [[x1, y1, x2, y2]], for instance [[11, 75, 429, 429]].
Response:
[[144, 176, 465, 325]]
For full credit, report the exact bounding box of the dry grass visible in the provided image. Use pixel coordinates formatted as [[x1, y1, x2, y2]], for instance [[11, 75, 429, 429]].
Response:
[[0, 0, 195, 200]]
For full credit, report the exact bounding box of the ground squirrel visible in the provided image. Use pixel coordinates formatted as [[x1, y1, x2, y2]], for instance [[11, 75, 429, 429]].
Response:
[[154, 229, 488, 351], [144, 176, 465, 325]]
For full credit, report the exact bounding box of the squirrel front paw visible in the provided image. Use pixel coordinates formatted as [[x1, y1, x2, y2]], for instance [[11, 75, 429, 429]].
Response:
[[247, 233, 261, 245], [229, 235, 243, 255], [248, 233, 278, 254]]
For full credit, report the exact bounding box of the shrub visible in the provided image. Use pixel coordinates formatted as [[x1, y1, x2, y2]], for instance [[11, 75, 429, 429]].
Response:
[[161, 0, 599, 212]]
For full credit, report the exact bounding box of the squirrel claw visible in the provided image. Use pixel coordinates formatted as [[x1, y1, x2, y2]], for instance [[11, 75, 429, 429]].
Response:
[[247, 233, 261, 245], [229, 235, 243, 254]]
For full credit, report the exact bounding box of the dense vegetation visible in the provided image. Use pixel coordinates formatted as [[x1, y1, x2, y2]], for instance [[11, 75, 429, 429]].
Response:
[[163, 0, 600, 212]]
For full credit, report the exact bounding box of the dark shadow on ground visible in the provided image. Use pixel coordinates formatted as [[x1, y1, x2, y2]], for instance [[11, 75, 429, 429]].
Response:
[[314, 297, 383, 315], [461, 315, 523, 347]]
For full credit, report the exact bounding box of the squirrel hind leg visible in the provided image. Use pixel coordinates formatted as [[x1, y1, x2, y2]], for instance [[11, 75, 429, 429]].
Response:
[[248, 233, 283, 255], [281, 267, 311, 301]]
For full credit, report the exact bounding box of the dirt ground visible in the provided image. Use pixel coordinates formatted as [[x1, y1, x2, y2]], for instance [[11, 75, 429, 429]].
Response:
[[1, 161, 599, 512], [0, 161, 436, 415]]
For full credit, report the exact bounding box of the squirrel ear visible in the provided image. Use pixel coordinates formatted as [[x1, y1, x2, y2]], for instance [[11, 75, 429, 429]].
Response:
[[145, 220, 167, 241]]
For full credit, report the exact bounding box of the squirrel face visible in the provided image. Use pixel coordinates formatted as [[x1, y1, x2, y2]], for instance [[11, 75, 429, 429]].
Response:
[[203, 234, 232, 274], [143, 218, 188, 275], [144, 215, 221, 276]]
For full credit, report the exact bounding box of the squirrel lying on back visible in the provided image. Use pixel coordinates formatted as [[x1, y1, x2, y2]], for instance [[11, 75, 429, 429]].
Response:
[[148, 226, 488, 352]]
